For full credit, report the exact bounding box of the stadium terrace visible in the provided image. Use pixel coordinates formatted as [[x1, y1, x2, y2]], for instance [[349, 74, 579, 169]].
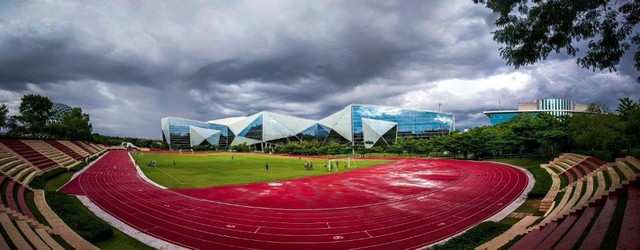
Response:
[[161, 104, 455, 150]]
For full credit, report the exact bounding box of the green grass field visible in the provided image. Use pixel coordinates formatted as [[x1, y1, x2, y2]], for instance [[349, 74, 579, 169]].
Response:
[[133, 152, 389, 189]]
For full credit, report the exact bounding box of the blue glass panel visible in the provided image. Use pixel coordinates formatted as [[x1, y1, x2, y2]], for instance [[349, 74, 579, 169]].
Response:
[[165, 117, 233, 147], [487, 112, 519, 125], [351, 105, 453, 141], [299, 123, 332, 141], [238, 115, 263, 140]]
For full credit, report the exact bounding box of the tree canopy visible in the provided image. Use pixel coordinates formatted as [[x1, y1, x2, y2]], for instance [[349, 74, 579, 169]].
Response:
[[0, 104, 8, 130], [14, 94, 53, 136], [49, 107, 93, 140], [4, 94, 95, 140], [474, 0, 640, 74]]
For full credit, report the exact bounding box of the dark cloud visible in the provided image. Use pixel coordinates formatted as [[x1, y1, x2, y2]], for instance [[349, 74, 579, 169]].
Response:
[[0, 1, 638, 138]]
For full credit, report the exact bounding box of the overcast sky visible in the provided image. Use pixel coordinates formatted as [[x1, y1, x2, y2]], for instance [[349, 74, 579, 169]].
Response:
[[1, 1, 639, 139]]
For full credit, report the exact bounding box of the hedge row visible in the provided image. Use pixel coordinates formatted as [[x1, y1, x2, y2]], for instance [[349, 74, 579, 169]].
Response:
[[45, 191, 113, 242]]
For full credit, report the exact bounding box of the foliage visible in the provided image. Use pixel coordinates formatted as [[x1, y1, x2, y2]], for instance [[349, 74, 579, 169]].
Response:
[[231, 142, 251, 152], [617, 97, 640, 147], [429, 221, 511, 249], [0, 104, 7, 130], [568, 113, 627, 152], [4, 94, 98, 140], [12, 94, 53, 136], [274, 141, 351, 155], [587, 103, 607, 113], [474, 0, 640, 74], [29, 168, 69, 190], [45, 192, 113, 242], [49, 107, 93, 140]]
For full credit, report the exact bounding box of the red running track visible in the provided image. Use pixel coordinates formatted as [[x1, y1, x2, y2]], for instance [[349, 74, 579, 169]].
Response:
[[62, 150, 528, 250]]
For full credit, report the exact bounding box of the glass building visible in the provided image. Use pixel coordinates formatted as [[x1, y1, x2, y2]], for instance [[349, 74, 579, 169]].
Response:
[[161, 104, 454, 149], [161, 117, 234, 149], [484, 98, 589, 125]]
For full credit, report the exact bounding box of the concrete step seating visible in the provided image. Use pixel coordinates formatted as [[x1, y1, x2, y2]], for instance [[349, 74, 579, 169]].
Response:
[[544, 154, 604, 187], [33, 190, 97, 249], [0, 140, 57, 171], [0, 175, 64, 249], [476, 215, 540, 250], [538, 164, 561, 212], [57, 140, 90, 158], [83, 142, 102, 153], [0, 175, 63, 250], [44, 140, 84, 161], [73, 141, 97, 155], [0, 147, 41, 185], [21, 140, 78, 169], [507, 155, 640, 250]]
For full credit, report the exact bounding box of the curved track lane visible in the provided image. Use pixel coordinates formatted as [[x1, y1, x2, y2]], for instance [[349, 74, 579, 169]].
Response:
[[62, 150, 528, 250]]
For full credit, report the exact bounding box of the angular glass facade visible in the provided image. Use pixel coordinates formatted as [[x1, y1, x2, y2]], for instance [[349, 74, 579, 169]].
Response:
[[351, 105, 454, 146], [238, 115, 263, 141], [297, 124, 332, 141], [161, 104, 455, 149], [161, 117, 233, 149]]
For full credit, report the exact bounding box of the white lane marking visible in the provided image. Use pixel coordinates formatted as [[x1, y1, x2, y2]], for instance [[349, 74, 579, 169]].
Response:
[[365, 230, 373, 238]]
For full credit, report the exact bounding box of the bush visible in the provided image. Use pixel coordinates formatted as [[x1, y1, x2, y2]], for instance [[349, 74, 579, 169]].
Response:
[[274, 141, 350, 155], [429, 221, 511, 249], [45, 192, 113, 242], [572, 149, 614, 161], [29, 168, 68, 189], [629, 148, 640, 158], [69, 161, 89, 172], [231, 143, 251, 152]]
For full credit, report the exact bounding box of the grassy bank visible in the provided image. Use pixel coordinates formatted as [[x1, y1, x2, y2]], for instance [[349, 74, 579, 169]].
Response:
[[35, 153, 152, 250], [491, 158, 550, 199]]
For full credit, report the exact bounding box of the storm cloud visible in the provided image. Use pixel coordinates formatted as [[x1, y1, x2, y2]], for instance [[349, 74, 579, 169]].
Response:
[[0, 0, 638, 138]]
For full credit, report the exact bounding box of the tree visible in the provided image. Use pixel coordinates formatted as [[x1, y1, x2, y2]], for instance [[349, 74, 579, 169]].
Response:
[[568, 113, 627, 152], [50, 107, 93, 140], [474, 0, 640, 74], [0, 104, 8, 130], [586, 103, 607, 113], [14, 94, 53, 136], [617, 97, 640, 119], [616, 97, 640, 148]]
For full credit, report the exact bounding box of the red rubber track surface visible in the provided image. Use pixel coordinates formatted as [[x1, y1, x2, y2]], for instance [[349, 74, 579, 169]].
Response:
[[62, 150, 528, 250]]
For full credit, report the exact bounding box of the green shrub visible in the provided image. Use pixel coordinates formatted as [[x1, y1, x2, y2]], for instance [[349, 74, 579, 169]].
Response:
[[630, 148, 640, 158], [573, 149, 614, 161], [29, 168, 68, 189], [429, 221, 511, 249], [45, 192, 113, 242], [232, 143, 251, 152], [69, 161, 89, 172]]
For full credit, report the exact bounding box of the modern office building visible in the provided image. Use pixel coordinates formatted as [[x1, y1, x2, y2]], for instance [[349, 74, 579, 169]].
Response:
[[484, 98, 589, 125], [161, 104, 455, 149]]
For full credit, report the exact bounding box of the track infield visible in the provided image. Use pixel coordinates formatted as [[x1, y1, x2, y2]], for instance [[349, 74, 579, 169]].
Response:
[[62, 150, 529, 249]]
